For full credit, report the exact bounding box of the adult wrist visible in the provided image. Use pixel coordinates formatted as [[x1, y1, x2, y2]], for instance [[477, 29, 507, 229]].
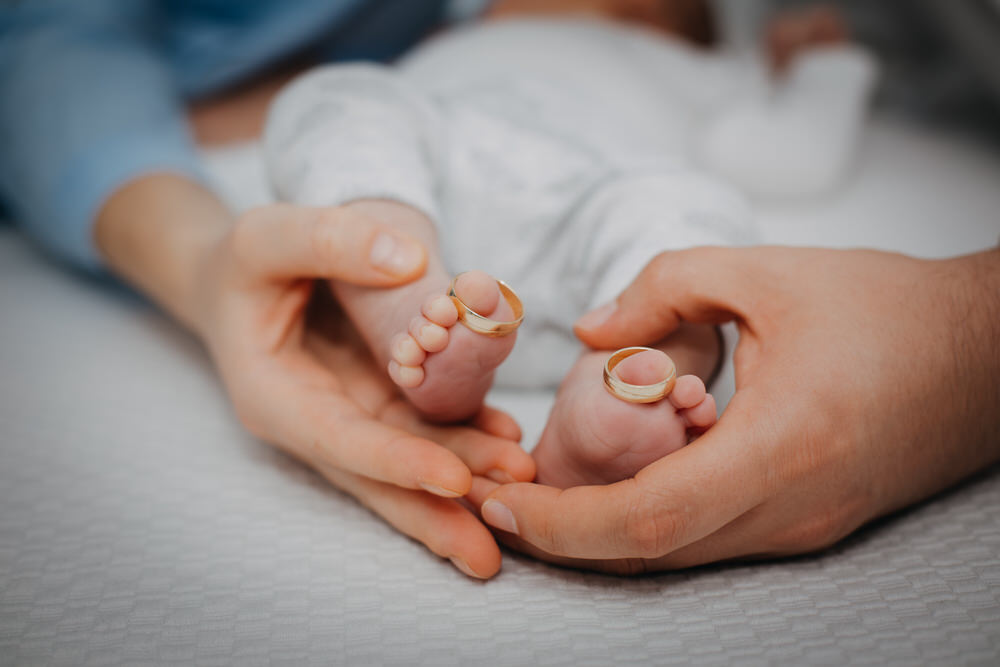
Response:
[[948, 248, 1000, 362], [938, 247, 1000, 457], [94, 173, 232, 334]]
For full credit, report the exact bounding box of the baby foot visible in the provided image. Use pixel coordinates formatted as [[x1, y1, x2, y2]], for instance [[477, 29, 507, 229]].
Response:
[[387, 270, 518, 423], [767, 5, 848, 72], [532, 348, 717, 488]]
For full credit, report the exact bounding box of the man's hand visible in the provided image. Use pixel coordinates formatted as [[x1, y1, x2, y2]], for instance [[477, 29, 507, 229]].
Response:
[[96, 175, 535, 578], [473, 246, 1000, 573]]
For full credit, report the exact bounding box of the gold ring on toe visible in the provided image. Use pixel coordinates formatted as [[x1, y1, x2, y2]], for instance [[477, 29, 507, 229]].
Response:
[[603, 347, 676, 404], [448, 273, 524, 337]]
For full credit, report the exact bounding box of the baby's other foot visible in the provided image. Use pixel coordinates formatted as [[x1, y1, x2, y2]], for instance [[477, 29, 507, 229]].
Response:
[[767, 5, 848, 72], [387, 271, 518, 423], [533, 349, 717, 488]]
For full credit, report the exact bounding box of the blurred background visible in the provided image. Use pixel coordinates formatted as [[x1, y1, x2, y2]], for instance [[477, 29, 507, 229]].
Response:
[[717, 0, 1000, 144]]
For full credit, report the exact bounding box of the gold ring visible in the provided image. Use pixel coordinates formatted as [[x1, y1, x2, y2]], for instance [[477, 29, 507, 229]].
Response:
[[603, 347, 676, 403], [448, 274, 524, 337]]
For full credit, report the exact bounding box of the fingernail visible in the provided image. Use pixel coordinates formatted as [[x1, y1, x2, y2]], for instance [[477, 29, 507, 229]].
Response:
[[481, 499, 518, 535], [370, 233, 424, 276], [575, 301, 617, 330], [449, 555, 481, 579], [419, 482, 463, 498], [486, 468, 517, 484]]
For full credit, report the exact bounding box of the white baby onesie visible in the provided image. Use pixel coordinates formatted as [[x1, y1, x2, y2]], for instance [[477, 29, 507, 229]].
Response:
[[265, 17, 869, 388]]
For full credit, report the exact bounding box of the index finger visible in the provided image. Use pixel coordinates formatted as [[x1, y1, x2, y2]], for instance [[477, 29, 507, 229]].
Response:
[[574, 246, 765, 350], [481, 395, 768, 560]]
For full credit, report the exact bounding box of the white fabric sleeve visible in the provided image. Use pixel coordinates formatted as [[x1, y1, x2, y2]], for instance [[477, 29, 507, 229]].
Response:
[[263, 63, 443, 220], [571, 167, 758, 313], [695, 46, 879, 198]]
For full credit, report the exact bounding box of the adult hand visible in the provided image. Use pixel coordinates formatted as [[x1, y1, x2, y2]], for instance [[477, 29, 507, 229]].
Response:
[[97, 175, 534, 579], [474, 246, 1000, 574]]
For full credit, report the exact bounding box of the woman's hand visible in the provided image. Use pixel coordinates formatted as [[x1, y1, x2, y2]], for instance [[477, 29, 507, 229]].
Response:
[[473, 246, 1000, 574], [96, 175, 534, 578]]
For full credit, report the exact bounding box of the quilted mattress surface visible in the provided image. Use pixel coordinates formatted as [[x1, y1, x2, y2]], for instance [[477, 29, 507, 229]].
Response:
[[1, 118, 999, 665]]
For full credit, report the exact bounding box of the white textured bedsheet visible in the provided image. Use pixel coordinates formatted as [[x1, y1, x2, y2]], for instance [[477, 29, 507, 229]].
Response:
[[1, 117, 999, 666]]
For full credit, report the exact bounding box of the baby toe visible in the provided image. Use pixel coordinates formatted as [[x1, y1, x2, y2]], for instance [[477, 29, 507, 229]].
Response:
[[681, 393, 718, 430], [391, 333, 427, 366], [388, 360, 425, 388], [409, 316, 449, 353], [422, 294, 459, 328], [668, 375, 706, 410], [454, 270, 506, 318], [613, 349, 674, 386]]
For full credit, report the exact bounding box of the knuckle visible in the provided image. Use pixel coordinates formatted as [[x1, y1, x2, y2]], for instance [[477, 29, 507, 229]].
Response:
[[655, 252, 699, 293], [645, 251, 674, 287], [674, 246, 721, 283], [532, 489, 574, 556], [773, 508, 851, 554], [308, 210, 347, 265], [307, 219, 333, 263], [622, 487, 683, 559], [539, 512, 570, 556]]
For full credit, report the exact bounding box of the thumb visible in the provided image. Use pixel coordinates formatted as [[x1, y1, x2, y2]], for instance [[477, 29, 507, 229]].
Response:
[[574, 246, 756, 349], [480, 393, 769, 560], [234, 203, 428, 286]]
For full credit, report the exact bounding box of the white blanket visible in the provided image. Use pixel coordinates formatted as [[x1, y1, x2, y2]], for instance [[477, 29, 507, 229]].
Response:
[[1, 116, 998, 665]]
